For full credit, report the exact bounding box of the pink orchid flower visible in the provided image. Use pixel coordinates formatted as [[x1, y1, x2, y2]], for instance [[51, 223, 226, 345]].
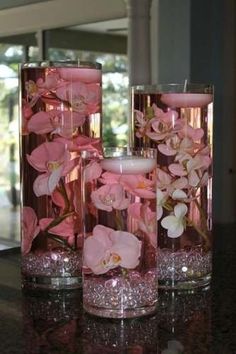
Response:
[[27, 141, 76, 197], [161, 203, 188, 238], [128, 202, 157, 247], [157, 169, 188, 193], [25, 80, 40, 98], [52, 180, 81, 214], [83, 225, 142, 274], [178, 124, 204, 141], [36, 71, 60, 90], [71, 135, 102, 153], [169, 154, 211, 186], [56, 82, 101, 114], [135, 109, 152, 138], [39, 216, 74, 238], [21, 100, 34, 135], [158, 135, 195, 160], [27, 110, 85, 138], [119, 174, 156, 199], [99, 171, 120, 185], [54, 135, 102, 154], [22, 207, 40, 255], [91, 183, 130, 211], [84, 161, 102, 183], [39, 215, 82, 248], [146, 105, 182, 142]]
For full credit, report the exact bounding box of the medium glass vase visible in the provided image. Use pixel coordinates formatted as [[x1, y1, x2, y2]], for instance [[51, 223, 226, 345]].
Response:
[[131, 83, 213, 289], [20, 61, 102, 290], [81, 147, 157, 318]]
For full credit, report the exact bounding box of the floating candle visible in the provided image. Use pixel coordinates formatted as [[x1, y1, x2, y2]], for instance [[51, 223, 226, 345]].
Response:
[[100, 156, 156, 175], [58, 68, 101, 83], [160, 93, 213, 108]]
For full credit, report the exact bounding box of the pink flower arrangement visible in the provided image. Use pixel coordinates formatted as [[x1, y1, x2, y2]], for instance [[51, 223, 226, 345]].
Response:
[[21, 65, 102, 256], [134, 103, 212, 240], [83, 155, 157, 276]]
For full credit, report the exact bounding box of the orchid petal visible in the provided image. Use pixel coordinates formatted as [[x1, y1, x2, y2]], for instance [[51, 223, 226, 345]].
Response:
[[169, 163, 187, 176], [158, 144, 176, 156], [172, 189, 188, 200], [174, 203, 188, 218]]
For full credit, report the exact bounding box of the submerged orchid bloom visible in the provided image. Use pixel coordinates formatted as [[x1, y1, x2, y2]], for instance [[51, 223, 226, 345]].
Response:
[[128, 202, 157, 247], [54, 135, 102, 154], [39, 216, 74, 238], [169, 154, 211, 186], [161, 203, 188, 238], [56, 81, 101, 114], [83, 225, 142, 274], [146, 105, 182, 142], [27, 110, 85, 138], [158, 135, 195, 161], [178, 124, 204, 141], [157, 169, 188, 194], [27, 141, 75, 197], [52, 180, 81, 214], [135, 109, 152, 138], [84, 161, 102, 183], [21, 100, 34, 135], [91, 183, 130, 211], [120, 174, 156, 199], [156, 189, 168, 220], [36, 71, 60, 90], [22, 207, 40, 255]]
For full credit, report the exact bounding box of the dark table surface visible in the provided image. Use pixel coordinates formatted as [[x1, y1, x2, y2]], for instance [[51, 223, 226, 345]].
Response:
[[0, 224, 236, 354]]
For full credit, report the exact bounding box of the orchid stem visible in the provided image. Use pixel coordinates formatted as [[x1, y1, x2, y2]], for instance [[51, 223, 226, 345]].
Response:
[[186, 217, 210, 249], [44, 211, 74, 233], [46, 233, 72, 250]]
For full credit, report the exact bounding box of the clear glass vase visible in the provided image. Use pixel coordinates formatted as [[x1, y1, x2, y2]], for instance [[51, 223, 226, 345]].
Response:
[[81, 147, 157, 318], [19, 60, 102, 290], [131, 83, 213, 289]]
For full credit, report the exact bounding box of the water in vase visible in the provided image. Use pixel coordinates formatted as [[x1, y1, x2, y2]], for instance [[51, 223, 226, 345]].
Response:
[[131, 85, 213, 289], [20, 62, 102, 290], [82, 148, 157, 318]]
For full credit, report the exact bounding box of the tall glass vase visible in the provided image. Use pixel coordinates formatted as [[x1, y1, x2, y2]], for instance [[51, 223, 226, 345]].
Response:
[[20, 61, 102, 290], [131, 83, 213, 289]]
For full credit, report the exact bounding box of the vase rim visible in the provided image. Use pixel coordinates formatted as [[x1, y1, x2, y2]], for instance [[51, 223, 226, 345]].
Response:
[[131, 83, 213, 94], [20, 60, 102, 70]]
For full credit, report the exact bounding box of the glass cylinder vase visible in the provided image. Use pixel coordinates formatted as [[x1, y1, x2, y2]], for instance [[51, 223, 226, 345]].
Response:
[[131, 83, 213, 289], [19, 61, 102, 290], [81, 147, 157, 318]]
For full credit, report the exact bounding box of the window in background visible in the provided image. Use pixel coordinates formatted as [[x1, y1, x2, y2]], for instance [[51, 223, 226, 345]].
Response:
[[0, 44, 22, 249], [48, 48, 129, 147]]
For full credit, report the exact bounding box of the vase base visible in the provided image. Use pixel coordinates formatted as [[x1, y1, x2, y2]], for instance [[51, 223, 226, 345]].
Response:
[[83, 302, 157, 319], [21, 275, 82, 291], [158, 273, 211, 290]]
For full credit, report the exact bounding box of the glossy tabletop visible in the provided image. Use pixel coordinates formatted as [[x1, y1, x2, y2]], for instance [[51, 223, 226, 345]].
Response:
[[0, 224, 236, 354]]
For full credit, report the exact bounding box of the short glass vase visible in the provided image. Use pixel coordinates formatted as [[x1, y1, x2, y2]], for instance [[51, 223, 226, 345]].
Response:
[[81, 147, 158, 318]]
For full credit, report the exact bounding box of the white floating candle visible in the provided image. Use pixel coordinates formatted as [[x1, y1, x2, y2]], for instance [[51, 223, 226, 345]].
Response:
[[161, 93, 213, 108], [100, 157, 156, 175], [58, 68, 101, 83]]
